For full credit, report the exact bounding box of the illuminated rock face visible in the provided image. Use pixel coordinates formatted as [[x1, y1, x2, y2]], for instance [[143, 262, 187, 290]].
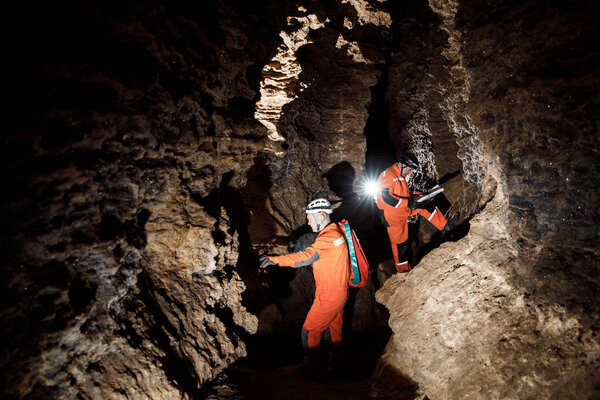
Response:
[[374, 191, 599, 399], [254, 9, 326, 142], [373, 1, 600, 398]]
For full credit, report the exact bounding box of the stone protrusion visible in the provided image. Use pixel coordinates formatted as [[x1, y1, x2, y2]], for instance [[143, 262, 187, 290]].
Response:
[[255, 10, 326, 142]]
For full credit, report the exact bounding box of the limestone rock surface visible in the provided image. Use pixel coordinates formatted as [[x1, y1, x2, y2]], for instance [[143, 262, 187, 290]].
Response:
[[0, 0, 283, 397], [372, 0, 600, 398], [374, 191, 599, 399]]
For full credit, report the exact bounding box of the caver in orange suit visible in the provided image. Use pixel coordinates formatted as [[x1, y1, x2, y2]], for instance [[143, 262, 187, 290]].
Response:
[[376, 163, 448, 272], [268, 222, 350, 350]]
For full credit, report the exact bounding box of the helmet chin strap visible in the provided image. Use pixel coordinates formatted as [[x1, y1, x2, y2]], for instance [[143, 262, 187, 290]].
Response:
[[311, 213, 329, 232], [311, 213, 322, 231]]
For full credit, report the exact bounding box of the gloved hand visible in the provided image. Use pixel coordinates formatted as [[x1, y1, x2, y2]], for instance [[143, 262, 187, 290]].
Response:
[[409, 194, 434, 210], [408, 194, 423, 209], [259, 255, 276, 269], [407, 193, 421, 209], [411, 192, 423, 201]]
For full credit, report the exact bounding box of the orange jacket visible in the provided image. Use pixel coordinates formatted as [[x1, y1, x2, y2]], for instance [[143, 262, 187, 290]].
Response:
[[376, 163, 412, 217], [269, 222, 350, 303]]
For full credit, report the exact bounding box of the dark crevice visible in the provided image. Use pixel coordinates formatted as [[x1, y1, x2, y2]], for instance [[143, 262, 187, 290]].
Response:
[[99, 213, 123, 241], [114, 311, 144, 349], [364, 64, 397, 176], [208, 303, 245, 351], [124, 209, 149, 249], [68, 277, 97, 316], [191, 189, 221, 221]]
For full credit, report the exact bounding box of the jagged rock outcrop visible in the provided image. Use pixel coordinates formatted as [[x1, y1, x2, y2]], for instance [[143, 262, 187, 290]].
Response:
[[374, 190, 599, 399], [373, 0, 600, 398], [0, 1, 290, 397]]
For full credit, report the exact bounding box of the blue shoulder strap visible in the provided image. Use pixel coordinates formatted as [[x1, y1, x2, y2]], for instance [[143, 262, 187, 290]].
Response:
[[342, 223, 360, 284]]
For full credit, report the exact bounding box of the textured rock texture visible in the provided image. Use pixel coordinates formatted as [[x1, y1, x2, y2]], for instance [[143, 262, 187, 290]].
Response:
[[375, 191, 599, 399], [1, 0, 392, 398], [0, 1, 287, 397], [373, 0, 600, 398], [1, 0, 598, 398]]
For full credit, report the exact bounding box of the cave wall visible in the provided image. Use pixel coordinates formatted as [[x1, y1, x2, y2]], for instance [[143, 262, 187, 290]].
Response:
[[0, 1, 294, 397], [257, 0, 393, 234], [373, 0, 600, 398], [1, 0, 598, 398], [384, 0, 489, 213], [1, 0, 396, 397]]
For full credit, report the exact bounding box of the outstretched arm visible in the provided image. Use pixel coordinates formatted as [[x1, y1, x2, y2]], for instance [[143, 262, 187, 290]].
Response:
[[269, 246, 320, 268]]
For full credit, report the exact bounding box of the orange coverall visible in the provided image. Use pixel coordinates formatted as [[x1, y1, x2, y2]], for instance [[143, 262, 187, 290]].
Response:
[[268, 222, 350, 350], [376, 163, 447, 272]]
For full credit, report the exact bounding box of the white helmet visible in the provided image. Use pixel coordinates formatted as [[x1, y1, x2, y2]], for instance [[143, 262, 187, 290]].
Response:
[[303, 198, 332, 214]]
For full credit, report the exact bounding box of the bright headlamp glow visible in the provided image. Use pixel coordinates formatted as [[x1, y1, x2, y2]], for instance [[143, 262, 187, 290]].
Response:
[[360, 178, 380, 201]]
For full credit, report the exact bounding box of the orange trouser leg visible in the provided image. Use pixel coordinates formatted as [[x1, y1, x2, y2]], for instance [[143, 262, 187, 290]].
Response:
[[303, 298, 346, 350], [411, 206, 447, 231], [327, 307, 344, 346], [381, 205, 448, 273]]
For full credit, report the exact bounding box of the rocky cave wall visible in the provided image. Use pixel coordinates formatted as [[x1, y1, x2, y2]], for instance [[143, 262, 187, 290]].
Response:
[[1, 1, 290, 398], [372, 0, 600, 399], [0, 0, 395, 398], [1, 0, 599, 399]]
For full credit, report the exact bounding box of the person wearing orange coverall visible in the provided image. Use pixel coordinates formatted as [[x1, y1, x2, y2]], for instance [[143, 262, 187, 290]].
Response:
[[259, 198, 349, 373], [376, 153, 457, 273]]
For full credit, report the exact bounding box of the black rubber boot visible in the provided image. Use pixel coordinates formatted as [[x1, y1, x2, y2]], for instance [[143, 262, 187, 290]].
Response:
[[299, 349, 322, 380], [326, 350, 343, 381], [443, 212, 460, 232]]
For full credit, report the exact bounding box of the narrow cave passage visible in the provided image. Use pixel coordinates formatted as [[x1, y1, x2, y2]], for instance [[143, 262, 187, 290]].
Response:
[[213, 28, 466, 396], [214, 60, 472, 399], [1, 0, 599, 399], [213, 152, 400, 399]]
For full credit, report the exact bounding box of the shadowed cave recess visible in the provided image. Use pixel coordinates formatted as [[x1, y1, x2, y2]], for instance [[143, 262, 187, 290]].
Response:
[[1, 0, 599, 399]]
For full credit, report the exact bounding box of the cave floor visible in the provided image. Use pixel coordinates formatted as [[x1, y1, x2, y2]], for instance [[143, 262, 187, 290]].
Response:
[[209, 330, 417, 399], [225, 362, 371, 400]]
